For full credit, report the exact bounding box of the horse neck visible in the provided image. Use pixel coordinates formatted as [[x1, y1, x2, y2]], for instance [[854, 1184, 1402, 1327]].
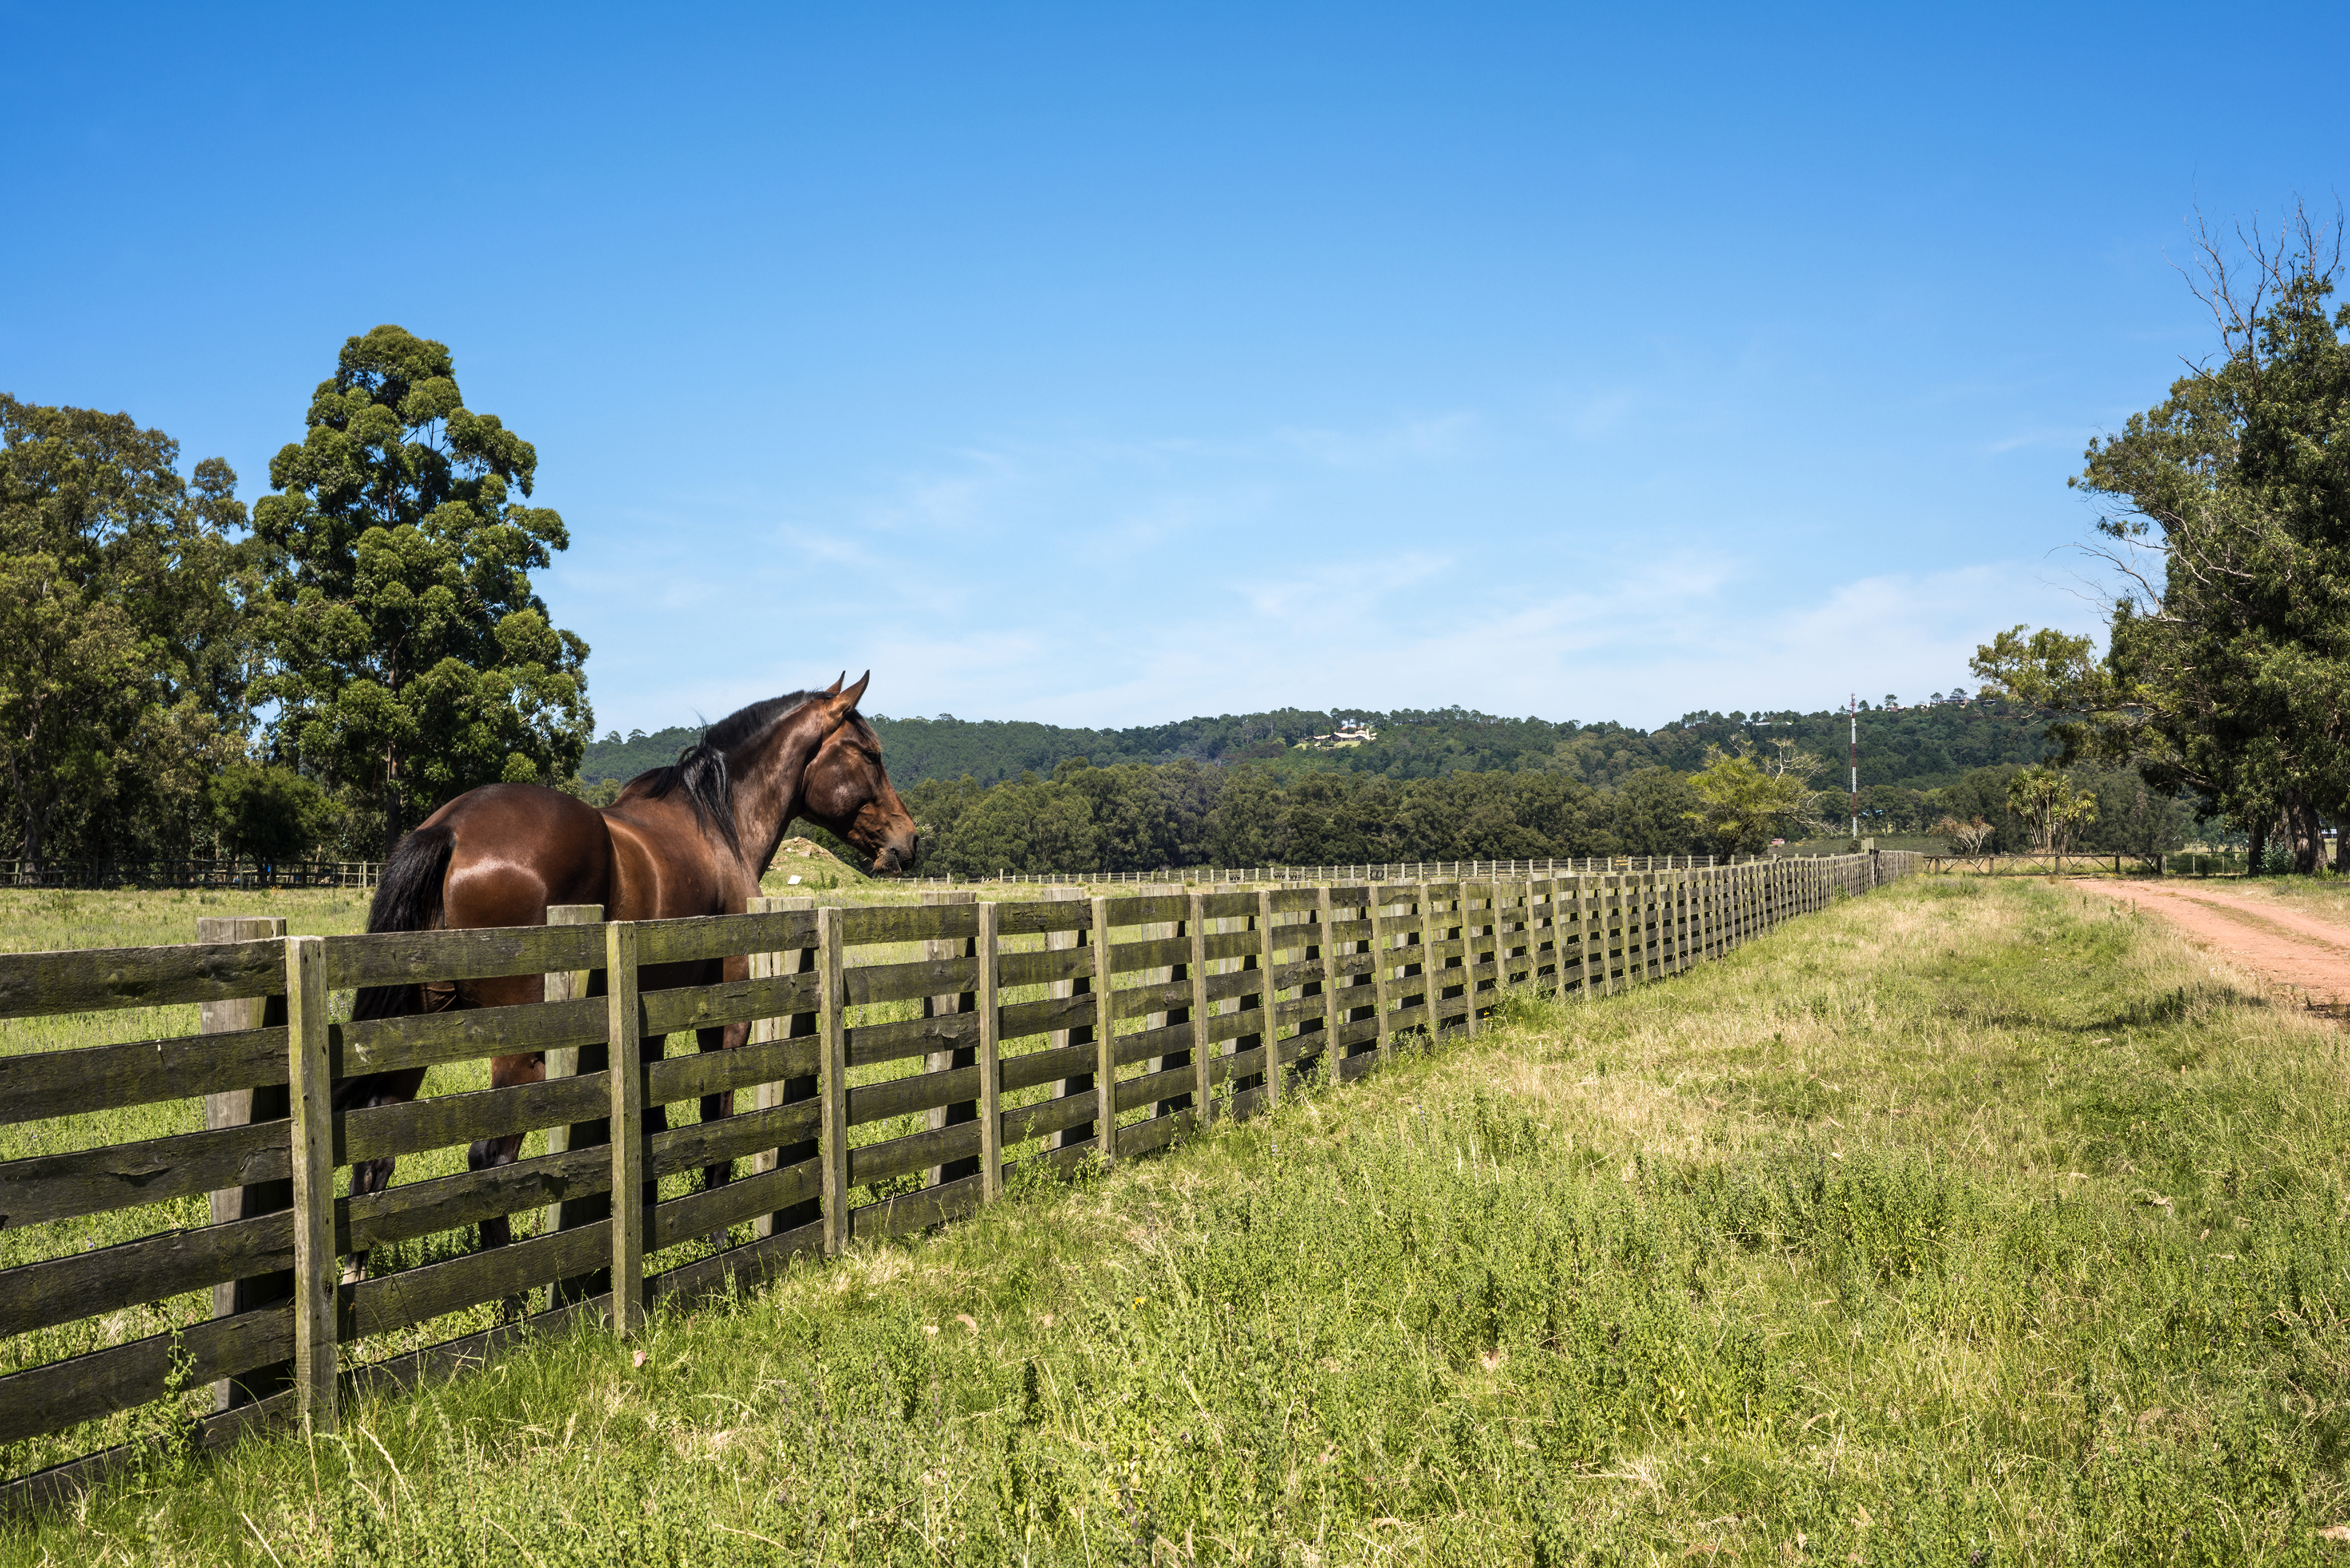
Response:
[[724, 709, 829, 869]]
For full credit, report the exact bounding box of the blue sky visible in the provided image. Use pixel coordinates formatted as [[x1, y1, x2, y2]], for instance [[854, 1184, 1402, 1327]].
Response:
[[5, 3, 2344, 735]]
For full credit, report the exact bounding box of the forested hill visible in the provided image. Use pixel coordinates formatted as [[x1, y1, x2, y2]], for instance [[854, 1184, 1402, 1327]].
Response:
[[578, 698, 2052, 792]]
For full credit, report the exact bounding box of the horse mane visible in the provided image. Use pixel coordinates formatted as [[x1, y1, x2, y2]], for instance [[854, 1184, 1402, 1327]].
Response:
[[640, 689, 850, 853]]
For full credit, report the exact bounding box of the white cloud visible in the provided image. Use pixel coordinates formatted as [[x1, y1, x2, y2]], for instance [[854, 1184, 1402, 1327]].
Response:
[[562, 389, 2103, 738], [1277, 411, 1478, 469]]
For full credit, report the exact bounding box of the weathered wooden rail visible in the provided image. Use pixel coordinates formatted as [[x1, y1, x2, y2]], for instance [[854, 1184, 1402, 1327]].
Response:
[[0, 853, 1919, 1505], [923, 853, 1808, 886], [1920, 851, 2228, 877]]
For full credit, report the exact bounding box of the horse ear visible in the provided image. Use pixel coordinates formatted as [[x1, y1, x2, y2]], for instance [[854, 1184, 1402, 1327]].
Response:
[[822, 673, 844, 696], [838, 671, 871, 711]]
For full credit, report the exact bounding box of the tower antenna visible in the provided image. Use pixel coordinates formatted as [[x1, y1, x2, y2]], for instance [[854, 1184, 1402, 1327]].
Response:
[[1849, 693, 1859, 842]]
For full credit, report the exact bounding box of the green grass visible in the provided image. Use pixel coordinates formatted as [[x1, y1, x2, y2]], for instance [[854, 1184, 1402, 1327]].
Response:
[[7, 877, 2350, 1562], [2214, 871, 2350, 927]]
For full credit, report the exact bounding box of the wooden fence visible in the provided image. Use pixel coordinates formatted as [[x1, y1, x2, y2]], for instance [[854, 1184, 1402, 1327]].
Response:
[[1920, 851, 2237, 877], [930, 854, 1808, 886], [0, 852, 1920, 1506], [0, 851, 1860, 893], [0, 860, 383, 891]]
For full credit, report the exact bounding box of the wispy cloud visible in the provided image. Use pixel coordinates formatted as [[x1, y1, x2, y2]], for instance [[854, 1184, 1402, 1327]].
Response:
[[1277, 412, 1477, 469], [563, 389, 2101, 736]]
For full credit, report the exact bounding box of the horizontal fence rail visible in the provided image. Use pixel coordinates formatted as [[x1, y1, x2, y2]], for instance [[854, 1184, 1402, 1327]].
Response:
[[0, 852, 1921, 1506], [1920, 852, 2235, 877], [912, 853, 1840, 887]]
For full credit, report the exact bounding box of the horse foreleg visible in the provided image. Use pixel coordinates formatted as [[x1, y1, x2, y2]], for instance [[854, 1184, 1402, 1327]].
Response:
[[696, 1022, 747, 1192], [696, 1022, 748, 1246]]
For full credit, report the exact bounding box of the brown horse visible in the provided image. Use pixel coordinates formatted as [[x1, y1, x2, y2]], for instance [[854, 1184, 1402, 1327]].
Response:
[[337, 673, 917, 1275]]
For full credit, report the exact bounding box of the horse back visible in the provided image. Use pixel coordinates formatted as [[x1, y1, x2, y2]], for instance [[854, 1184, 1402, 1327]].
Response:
[[428, 784, 617, 938]]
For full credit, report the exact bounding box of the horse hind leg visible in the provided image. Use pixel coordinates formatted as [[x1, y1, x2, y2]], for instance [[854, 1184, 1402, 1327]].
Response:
[[344, 1145, 396, 1285], [467, 1130, 531, 1249], [338, 1068, 427, 1284], [471, 1051, 547, 1316]]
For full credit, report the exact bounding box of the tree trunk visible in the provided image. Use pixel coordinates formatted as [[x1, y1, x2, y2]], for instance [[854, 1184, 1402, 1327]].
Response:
[[20, 798, 45, 875], [381, 773, 404, 859], [5, 750, 44, 875], [2288, 799, 2325, 876], [2336, 822, 2350, 874], [2248, 818, 2267, 877]]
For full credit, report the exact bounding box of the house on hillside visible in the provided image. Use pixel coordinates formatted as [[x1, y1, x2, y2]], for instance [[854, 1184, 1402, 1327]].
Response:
[[1295, 718, 1380, 752]]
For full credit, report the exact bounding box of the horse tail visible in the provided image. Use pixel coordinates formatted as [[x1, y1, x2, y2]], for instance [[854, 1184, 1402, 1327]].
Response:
[[337, 823, 457, 1112]]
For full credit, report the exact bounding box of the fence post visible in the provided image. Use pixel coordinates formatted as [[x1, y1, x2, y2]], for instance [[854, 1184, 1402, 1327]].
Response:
[[1048, 887, 1094, 1154], [1255, 889, 1280, 1107], [818, 905, 850, 1255], [1526, 877, 1545, 998], [1314, 883, 1336, 1077], [1672, 873, 1689, 972], [1188, 892, 1213, 1118], [1462, 881, 1481, 1038], [199, 914, 288, 1413], [540, 904, 603, 1242], [1091, 896, 1117, 1166], [1694, 869, 1710, 962], [284, 935, 338, 1435], [748, 895, 819, 1241], [978, 901, 1003, 1201], [606, 920, 645, 1336], [923, 888, 981, 1185], [1569, 876, 1592, 997], [1646, 872, 1664, 981]]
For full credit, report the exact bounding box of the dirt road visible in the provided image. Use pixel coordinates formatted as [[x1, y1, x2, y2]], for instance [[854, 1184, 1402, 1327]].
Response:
[[2072, 878, 2350, 1012]]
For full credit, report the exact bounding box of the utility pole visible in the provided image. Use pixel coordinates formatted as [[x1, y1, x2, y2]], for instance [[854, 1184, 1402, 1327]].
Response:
[[1849, 693, 1859, 842]]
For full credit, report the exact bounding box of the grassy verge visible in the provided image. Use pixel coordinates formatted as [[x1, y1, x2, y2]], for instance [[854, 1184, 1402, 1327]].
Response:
[[10, 877, 2350, 1564], [2205, 872, 2350, 929]]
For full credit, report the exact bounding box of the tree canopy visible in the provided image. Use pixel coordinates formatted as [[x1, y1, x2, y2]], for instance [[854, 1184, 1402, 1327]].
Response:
[[1973, 207, 2350, 872], [1683, 741, 1825, 855], [252, 325, 590, 853], [0, 396, 250, 869]]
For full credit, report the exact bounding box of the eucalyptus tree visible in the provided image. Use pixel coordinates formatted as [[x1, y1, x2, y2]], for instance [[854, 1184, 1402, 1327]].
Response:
[[252, 326, 591, 853]]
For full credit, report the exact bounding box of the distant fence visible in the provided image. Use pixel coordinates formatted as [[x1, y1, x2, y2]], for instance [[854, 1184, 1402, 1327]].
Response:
[[0, 852, 1921, 1506], [0, 860, 382, 891], [1923, 852, 2244, 877], [917, 854, 1820, 887], [2, 852, 1854, 894]]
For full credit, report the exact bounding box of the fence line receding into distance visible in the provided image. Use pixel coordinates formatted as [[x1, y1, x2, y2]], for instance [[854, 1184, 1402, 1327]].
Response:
[[0, 852, 1920, 1507]]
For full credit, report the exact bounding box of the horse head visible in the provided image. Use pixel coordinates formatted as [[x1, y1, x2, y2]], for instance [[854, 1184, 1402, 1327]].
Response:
[[801, 674, 920, 875]]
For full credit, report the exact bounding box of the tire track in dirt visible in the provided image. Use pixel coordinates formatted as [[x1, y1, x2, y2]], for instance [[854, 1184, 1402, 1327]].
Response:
[[2071, 878, 2350, 1015]]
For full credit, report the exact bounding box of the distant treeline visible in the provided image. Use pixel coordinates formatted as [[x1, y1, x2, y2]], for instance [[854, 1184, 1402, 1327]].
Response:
[[881, 756, 2197, 878], [582, 695, 2054, 794]]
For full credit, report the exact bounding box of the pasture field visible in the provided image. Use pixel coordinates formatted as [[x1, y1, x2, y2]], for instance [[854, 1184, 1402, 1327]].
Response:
[[9, 876, 2350, 1564]]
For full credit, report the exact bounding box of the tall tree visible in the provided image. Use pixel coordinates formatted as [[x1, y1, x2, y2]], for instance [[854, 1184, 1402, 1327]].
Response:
[[0, 397, 249, 870], [1683, 740, 1825, 854], [252, 326, 591, 852], [1974, 207, 2350, 873]]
